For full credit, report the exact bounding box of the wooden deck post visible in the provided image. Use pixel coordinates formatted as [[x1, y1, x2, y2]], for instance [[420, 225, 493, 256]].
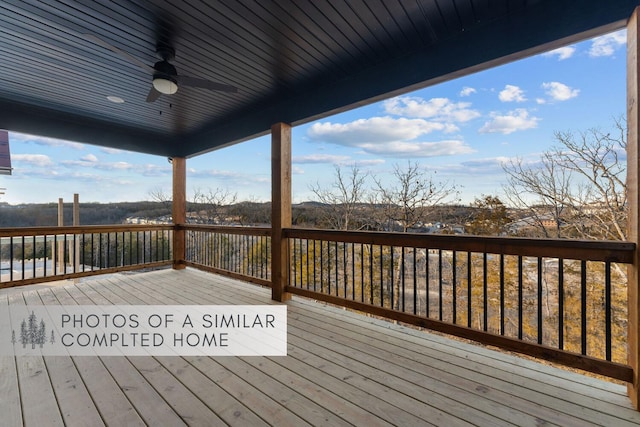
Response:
[[628, 6, 640, 410], [271, 122, 292, 302], [172, 157, 186, 270]]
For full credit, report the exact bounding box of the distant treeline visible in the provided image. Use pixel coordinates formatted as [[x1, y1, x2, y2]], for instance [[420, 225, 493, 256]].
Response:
[[0, 201, 474, 229], [0, 201, 171, 227]]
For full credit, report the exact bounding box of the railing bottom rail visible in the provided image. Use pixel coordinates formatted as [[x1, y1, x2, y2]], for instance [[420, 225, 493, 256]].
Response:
[[0, 261, 172, 289]]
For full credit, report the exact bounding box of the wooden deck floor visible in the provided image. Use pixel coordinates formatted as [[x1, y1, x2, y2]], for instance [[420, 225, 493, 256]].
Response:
[[1, 268, 639, 427]]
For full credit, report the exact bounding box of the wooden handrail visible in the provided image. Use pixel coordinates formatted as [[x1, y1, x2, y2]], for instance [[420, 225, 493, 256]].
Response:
[[285, 227, 636, 263], [0, 224, 173, 237], [180, 224, 271, 236]]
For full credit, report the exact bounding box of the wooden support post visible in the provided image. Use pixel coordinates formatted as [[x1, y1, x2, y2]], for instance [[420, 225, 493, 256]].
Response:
[[271, 122, 292, 302], [73, 193, 80, 281], [172, 157, 186, 270], [57, 197, 64, 273], [628, 7, 640, 410], [73, 193, 80, 271]]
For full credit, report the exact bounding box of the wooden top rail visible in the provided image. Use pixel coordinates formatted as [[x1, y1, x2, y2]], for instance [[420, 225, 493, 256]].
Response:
[[180, 224, 271, 236], [284, 227, 636, 264], [0, 224, 173, 237]]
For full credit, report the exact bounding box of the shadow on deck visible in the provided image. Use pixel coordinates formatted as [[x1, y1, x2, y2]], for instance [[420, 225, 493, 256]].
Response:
[[1, 268, 638, 426]]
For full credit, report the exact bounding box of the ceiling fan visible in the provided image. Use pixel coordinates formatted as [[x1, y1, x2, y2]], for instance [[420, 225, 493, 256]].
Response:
[[84, 34, 238, 102]]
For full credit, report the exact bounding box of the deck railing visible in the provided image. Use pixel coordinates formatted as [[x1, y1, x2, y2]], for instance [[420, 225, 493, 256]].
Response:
[[283, 228, 635, 382], [0, 225, 173, 287], [183, 225, 271, 286], [1, 223, 635, 381]]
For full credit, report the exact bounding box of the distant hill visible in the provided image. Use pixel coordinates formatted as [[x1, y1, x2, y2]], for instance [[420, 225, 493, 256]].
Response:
[[0, 201, 172, 227]]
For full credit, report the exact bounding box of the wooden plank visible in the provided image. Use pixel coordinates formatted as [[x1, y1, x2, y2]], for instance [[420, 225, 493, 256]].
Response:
[[99, 356, 187, 426], [271, 122, 292, 302], [152, 270, 640, 424], [127, 273, 347, 426], [138, 272, 495, 426], [126, 356, 226, 425], [71, 278, 189, 425], [627, 5, 640, 410], [7, 290, 65, 426], [154, 275, 527, 426], [292, 292, 632, 400], [22, 289, 105, 427], [239, 351, 430, 427], [117, 273, 311, 426], [154, 356, 270, 427], [47, 286, 146, 427], [0, 294, 22, 427], [288, 302, 640, 427], [287, 286, 633, 382], [6, 270, 636, 426]]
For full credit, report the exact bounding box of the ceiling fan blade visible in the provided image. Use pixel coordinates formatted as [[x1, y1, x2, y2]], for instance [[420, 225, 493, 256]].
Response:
[[83, 34, 154, 73], [146, 87, 161, 103], [177, 75, 238, 93]]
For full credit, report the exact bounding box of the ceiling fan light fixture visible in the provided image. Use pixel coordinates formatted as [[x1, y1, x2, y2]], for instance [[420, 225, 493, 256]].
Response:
[[152, 75, 178, 95]]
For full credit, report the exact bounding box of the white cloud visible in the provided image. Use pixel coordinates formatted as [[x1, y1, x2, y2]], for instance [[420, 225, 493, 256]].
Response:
[[542, 46, 576, 60], [479, 109, 540, 135], [100, 147, 123, 155], [358, 140, 475, 157], [81, 154, 98, 162], [498, 85, 526, 102], [10, 132, 85, 150], [308, 116, 475, 157], [541, 81, 579, 101], [589, 30, 626, 57], [308, 116, 446, 146], [293, 154, 351, 164], [459, 86, 477, 97], [354, 159, 386, 166], [383, 96, 480, 123], [12, 154, 54, 167], [292, 166, 305, 175]]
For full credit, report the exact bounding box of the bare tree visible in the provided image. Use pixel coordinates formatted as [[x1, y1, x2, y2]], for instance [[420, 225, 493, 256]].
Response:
[[191, 187, 238, 224], [309, 165, 369, 230], [372, 161, 459, 310], [149, 186, 238, 224], [373, 161, 459, 232], [503, 117, 627, 240], [502, 152, 572, 238], [148, 186, 172, 207]]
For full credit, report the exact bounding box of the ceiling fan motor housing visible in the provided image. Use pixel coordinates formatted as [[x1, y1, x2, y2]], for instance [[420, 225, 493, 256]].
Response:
[[152, 60, 178, 94]]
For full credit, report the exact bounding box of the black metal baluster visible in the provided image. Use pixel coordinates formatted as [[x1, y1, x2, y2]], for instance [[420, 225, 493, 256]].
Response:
[[605, 261, 612, 361], [483, 252, 488, 332], [537, 257, 543, 344], [558, 258, 564, 350], [413, 248, 417, 315], [581, 260, 587, 355], [401, 247, 405, 312], [452, 251, 457, 324], [518, 256, 523, 340], [467, 252, 472, 328], [439, 249, 443, 321], [500, 254, 505, 335]]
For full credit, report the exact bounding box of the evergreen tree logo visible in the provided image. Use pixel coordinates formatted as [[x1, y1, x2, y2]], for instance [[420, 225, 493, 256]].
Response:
[[12, 311, 54, 349]]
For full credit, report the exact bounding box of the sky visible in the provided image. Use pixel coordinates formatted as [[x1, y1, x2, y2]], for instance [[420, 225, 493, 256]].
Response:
[[1, 29, 628, 206]]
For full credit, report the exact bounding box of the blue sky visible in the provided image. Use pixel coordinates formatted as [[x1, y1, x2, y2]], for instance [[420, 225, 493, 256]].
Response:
[[2, 29, 627, 206]]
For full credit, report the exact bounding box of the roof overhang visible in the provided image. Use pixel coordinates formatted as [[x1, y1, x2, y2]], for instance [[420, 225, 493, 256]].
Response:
[[0, 1, 638, 158]]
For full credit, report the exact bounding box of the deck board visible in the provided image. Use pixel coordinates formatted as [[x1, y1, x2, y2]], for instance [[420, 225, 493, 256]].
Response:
[[1, 268, 639, 427]]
